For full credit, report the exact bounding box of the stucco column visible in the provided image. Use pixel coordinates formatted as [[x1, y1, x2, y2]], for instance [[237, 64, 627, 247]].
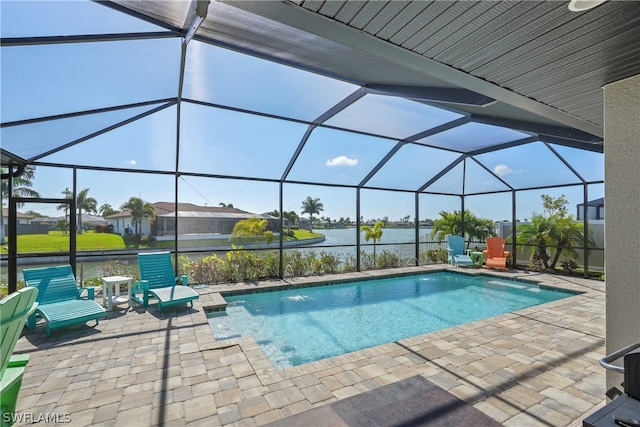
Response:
[[603, 74, 640, 391]]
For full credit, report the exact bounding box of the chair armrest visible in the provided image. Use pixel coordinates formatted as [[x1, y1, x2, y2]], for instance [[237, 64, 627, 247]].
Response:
[[133, 280, 149, 291], [27, 302, 38, 316], [7, 354, 30, 368], [78, 286, 95, 300], [133, 280, 149, 293], [132, 280, 150, 306], [175, 276, 189, 286]]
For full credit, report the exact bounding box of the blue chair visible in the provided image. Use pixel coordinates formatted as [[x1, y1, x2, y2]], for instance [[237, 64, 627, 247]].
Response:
[[23, 265, 106, 337], [1, 287, 38, 425], [133, 252, 199, 312], [447, 235, 473, 267]]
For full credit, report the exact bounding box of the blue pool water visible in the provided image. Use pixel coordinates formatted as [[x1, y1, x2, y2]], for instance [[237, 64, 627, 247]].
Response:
[[207, 272, 576, 370]]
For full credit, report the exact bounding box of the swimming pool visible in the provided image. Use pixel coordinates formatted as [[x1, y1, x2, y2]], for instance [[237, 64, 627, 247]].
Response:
[[207, 272, 577, 370]]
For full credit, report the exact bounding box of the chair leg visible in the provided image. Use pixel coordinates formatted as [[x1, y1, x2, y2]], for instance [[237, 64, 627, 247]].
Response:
[[26, 313, 37, 330], [1, 376, 23, 426]]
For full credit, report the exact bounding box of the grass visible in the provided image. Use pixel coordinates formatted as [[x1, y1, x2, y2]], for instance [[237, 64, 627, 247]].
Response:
[[1, 229, 323, 253], [1, 231, 127, 253]]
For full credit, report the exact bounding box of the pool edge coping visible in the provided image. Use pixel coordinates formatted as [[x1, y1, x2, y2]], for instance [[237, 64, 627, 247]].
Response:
[[196, 266, 602, 380]]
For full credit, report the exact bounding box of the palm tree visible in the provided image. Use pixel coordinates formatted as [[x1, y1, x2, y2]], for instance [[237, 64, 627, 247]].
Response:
[[76, 188, 97, 233], [548, 215, 595, 270], [282, 210, 298, 231], [513, 213, 553, 269], [465, 215, 496, 246], [231, 218, 271, 248], [120, 197, 155, 236], [219, 202, 234, 208], [360, 221, 384, 264], [0, 167, 41, 244], [513, 194, 594, 271], [99, 203, 118, 217], [56, 187, 72, 221], [429, 210, 465, 241], [430, 210, 495, 248], [301, 196, 323, 233]]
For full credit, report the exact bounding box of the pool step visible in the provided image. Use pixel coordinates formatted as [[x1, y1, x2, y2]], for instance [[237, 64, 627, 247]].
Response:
[[207, 312, 242, 340]]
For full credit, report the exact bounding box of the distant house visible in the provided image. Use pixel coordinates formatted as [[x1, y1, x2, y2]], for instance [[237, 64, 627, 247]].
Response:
[[153, 202, 278, 239], [295, 218, 309, 230], [29, 217, 60, 226], [105, 202, 278, 239], [2, 208, 35, 236], [77, 214, 107, 230], [104, 210, 150, 236], [27, 214, 106, 232], [1, 208, 32, 225], [577, 197, 604, 220]]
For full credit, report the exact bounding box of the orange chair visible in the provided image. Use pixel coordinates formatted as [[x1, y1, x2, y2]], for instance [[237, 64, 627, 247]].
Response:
[[483, 237, 510, 270]]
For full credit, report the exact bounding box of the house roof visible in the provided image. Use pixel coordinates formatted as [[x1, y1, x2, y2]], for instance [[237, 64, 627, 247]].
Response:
[[1, 208, 32, 220], [30, 217, 60, 223], [105, 202, 270, 220], [152, 202, 253, 216], [578, 197, 605, 207]]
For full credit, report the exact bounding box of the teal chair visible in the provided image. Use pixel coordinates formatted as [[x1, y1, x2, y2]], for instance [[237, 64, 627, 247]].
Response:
[[1, 287, 38, 426], [23, 265, 106, 337], [133, 252, 199, 313], [447, 235, 473, 267]]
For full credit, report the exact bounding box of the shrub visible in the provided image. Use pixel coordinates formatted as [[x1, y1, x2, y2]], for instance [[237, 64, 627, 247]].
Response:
[[529, 251, 548, 271], [94, 224, 109, 233], [375, 250, 401, 269], [99, 259, 139, 281], [232, 249, 260, 281], [560, 259, 578, 272], [83, 277, 102, 287], [284, 251, 309, 276], [311, 258, 324, 275], [259, 252, 280, 278], [422, 249, 448, 264], [186, 255, 224, 284], [56, 218, 69, 233], [360, 251, 374, 270], [318, 251, 341, 274], [342, 253, 357, 272]]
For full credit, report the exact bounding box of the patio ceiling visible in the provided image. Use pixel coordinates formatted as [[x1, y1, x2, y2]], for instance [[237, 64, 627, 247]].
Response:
[[3, 0, 636, 194]]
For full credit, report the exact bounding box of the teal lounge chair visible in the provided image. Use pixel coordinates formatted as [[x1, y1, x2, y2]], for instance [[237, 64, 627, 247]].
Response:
[[1, 287, 38, 426], [23, 265, 106, 337], [447, 235, 473, 267], [132, 252, 199, 313]]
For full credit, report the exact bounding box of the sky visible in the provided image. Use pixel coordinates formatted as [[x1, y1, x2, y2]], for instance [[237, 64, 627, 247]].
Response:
[[1, 1, 604, 223]]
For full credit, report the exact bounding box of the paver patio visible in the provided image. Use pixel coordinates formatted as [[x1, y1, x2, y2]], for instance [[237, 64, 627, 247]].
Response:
[[12, 265, 605, 426]]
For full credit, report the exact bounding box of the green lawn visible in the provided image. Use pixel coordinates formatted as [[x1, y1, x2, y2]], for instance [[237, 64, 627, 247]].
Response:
[[1, 229, 323, 253], [1, 231, 127, 253]]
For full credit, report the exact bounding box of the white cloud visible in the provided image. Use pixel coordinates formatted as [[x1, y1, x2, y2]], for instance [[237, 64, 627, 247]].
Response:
[[326, 155, 358, 167], [493, 164, 513, 176], [125, 160, 137, 166]]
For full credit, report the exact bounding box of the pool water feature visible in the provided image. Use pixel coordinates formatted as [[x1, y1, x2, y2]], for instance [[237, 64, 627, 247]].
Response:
[[207, 272, 577, 370]]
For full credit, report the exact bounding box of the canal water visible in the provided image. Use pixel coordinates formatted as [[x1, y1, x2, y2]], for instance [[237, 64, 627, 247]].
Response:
[[2, 228, 436, 284]]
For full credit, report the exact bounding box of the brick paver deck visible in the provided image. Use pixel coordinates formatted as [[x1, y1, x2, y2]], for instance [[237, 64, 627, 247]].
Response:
[[12, 266, 605, 426]]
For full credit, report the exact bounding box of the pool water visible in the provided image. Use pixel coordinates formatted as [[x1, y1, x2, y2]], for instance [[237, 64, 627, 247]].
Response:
[[207, 272, 576, 370]]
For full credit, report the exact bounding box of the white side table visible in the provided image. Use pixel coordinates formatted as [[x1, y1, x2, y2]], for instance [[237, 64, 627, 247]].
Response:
[[101, 276, 133, 311]]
